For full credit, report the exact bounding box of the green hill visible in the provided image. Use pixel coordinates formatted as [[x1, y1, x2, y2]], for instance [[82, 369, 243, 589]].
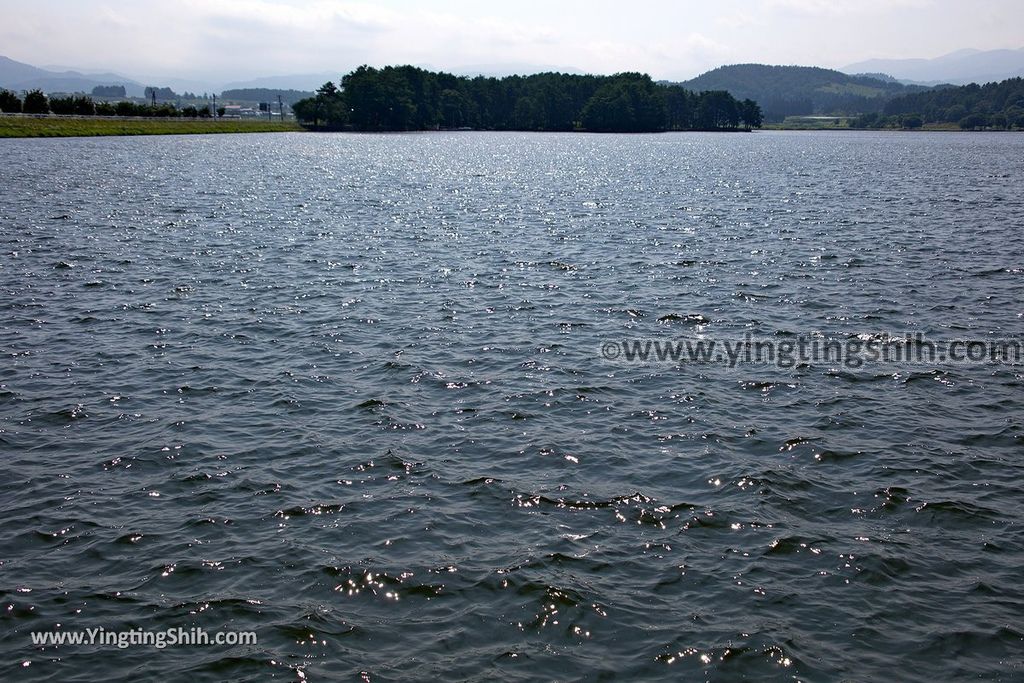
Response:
[[677, 64, 932, 121]]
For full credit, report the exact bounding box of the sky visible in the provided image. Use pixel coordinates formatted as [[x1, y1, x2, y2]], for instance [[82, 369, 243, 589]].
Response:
[[1, 0, 1022, 84]]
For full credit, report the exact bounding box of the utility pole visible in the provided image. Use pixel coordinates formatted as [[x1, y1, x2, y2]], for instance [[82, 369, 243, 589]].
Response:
[[278, 94, 283, 121]]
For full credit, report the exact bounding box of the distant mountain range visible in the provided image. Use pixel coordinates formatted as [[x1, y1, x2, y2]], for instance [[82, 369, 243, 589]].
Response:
[[677, 64, 935, 122], [0, 55, 146, 96], [222, 72, 345, 93], [0, 54, 588, 97], [221, 63, 586, 91], [0, 54, 313, 96], [448, 62, 584, 78], [842, 47, 1024, 85]]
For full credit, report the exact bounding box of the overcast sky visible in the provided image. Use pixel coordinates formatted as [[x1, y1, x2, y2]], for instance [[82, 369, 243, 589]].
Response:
[[1, 0, 1022, 82]]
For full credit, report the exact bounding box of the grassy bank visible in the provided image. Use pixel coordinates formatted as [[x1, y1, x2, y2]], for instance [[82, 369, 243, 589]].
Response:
[[765, 117, 976, 132], [764, 116, 853, 130], [0, 116, 305, 138]]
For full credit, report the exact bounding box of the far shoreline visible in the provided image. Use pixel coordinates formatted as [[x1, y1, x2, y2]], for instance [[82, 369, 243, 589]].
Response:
[[764, 125, 1021, 132], [1, 115, 758, 138], [3, 115, 1017, 139]]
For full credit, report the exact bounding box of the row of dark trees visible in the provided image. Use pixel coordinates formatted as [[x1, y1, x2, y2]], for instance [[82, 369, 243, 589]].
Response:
[[91, 85, 126, 98], [292, 66, 762, 132], [0, 89, 227, 118], [1, 89, 50, 114], [851, 77, 1024, 130]]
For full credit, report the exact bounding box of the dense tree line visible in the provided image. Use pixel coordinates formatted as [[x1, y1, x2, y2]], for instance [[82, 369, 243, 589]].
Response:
[[292, 66, 762, 132], [0, 88, 21, 113], [0, 89, 221, 118], [144, 86, 177, 101], [856, 77, 1024, 130], [91, 85, 126, 98], [49, 95, 99, 115]]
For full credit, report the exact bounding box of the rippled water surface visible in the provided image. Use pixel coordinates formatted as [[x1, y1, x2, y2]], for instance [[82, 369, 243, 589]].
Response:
[[1, 130, 1023, 681]]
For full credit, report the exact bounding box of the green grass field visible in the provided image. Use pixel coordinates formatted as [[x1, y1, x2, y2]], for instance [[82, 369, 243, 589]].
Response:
[[0, 116, 305, 138], [765, 116, 853, 130], [766, 118, 967, 131]]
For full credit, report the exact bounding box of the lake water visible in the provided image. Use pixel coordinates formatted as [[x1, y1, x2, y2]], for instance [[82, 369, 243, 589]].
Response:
[[1, 130, 1022, 681]]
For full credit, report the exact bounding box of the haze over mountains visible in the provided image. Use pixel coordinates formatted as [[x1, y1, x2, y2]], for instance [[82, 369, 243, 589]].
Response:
[[0, 56, 147, 97], [187, 65, 585, 93], [842, 47, 1024, 85], [0, 54, 596, 96]]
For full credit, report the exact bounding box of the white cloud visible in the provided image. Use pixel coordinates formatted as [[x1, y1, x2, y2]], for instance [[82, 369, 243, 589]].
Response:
[[182, 0, 398, 32], [764, 0, 932, 16]]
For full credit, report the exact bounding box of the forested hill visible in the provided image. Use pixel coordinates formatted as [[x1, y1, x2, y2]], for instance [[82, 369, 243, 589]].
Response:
[[677, 64, 934, 121], [292, 65, 763, 133], [859, 77, 1024, 129]]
